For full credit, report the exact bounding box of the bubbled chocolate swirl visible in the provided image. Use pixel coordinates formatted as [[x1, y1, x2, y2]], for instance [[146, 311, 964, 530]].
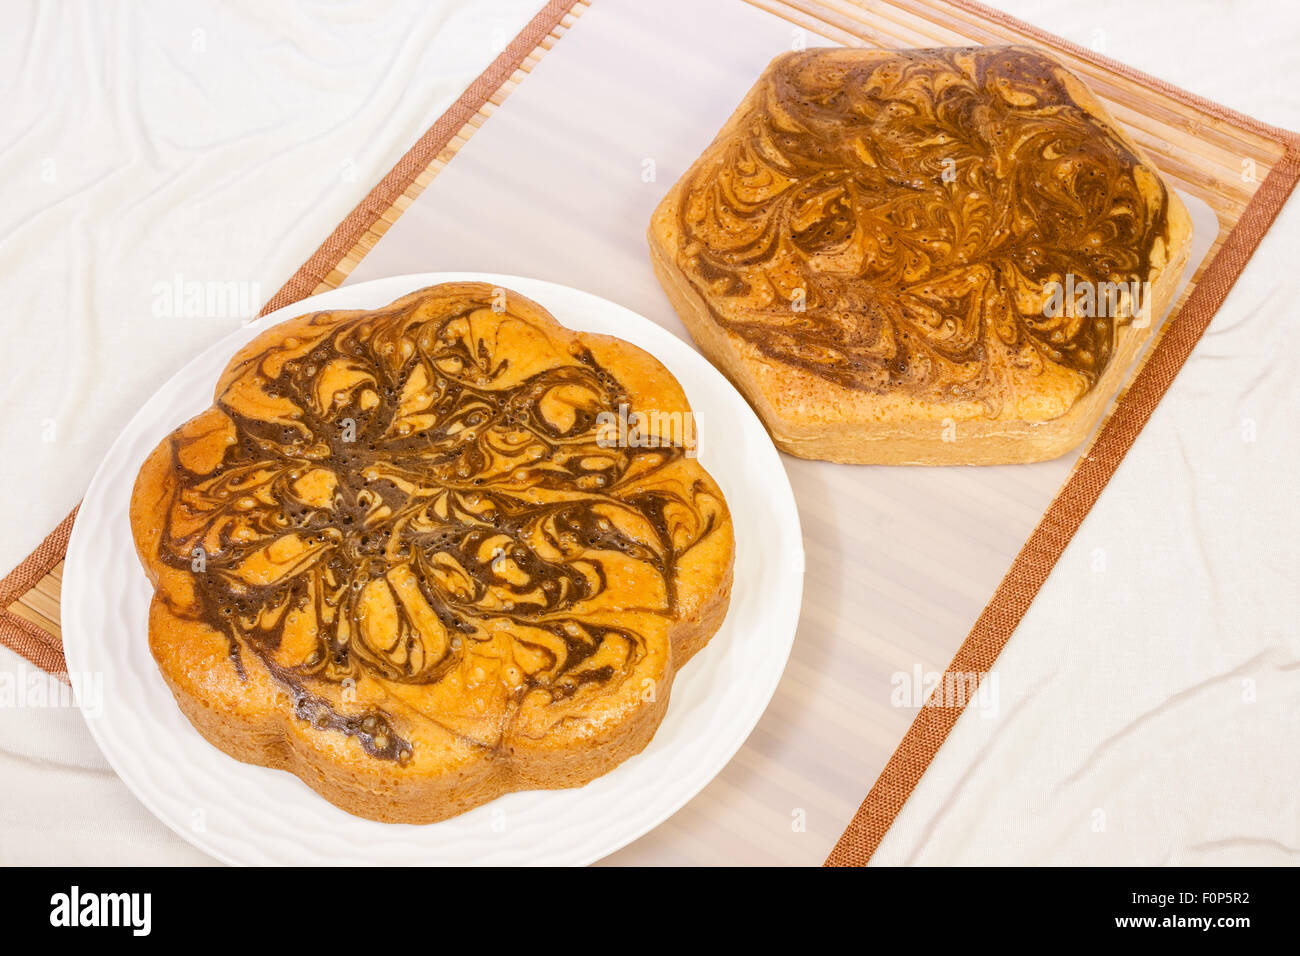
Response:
[[676, 46, 1172, 404], [158, 292, 720, 761]]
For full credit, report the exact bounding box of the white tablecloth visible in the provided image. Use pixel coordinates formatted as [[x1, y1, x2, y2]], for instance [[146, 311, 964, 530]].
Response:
[[0, 0, 1295, 865]]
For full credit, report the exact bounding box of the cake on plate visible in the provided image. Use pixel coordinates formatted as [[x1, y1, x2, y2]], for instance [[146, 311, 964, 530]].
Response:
[[130, 282, 734, 823]]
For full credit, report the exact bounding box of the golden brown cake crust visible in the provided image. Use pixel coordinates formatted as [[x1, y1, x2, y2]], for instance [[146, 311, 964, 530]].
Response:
[[649, 45, 1193, 464], [129, 282, 734, 823]]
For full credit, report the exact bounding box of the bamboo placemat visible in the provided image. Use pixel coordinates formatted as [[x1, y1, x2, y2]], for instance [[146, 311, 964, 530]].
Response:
[[2, 0, 1296, 866]]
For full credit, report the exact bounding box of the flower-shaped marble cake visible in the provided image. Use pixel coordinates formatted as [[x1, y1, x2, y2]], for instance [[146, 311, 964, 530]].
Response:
[[130, 282, 733, 822]]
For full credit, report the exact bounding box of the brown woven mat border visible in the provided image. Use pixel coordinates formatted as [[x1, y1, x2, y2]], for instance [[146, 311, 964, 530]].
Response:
[[0, 509, 76, 677], [823, 0, 1300, 866]]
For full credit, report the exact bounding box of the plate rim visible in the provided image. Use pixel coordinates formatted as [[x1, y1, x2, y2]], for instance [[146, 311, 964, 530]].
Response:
[[62, 271, 804, 866]]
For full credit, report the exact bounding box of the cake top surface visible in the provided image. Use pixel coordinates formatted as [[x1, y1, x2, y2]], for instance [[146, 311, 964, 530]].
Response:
[[135, 283, 730, 763], [665, 45, 1181, 412]]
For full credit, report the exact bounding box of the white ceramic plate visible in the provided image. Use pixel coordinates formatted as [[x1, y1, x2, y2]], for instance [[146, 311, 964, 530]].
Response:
[[61, 273, 804, 866]]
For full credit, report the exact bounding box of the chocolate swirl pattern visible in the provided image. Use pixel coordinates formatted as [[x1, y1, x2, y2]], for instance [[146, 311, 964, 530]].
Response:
[[131, 283, 734, 822], [670, 46, 1176, 408]]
